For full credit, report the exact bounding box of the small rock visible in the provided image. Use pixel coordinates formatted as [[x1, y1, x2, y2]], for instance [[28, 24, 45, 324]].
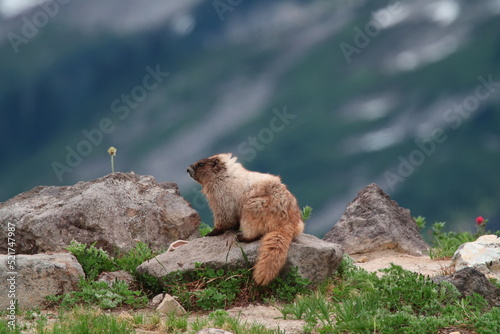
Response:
[[156, 293, 186, 315], [196, 329, 233, 334], [323, 183, 429, 256], [432, 267, 500, 307], [451, 234, 500, 280], [355, 255, 369, 263], [149, 293, 165, 308], [0, 253, 84, 309]]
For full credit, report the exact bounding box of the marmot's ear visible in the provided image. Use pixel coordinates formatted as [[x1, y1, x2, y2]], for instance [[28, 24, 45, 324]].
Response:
[[212, 158, 219, 167]]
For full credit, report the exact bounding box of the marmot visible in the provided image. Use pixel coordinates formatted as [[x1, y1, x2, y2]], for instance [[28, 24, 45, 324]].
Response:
[[187, 153, 304, 285]]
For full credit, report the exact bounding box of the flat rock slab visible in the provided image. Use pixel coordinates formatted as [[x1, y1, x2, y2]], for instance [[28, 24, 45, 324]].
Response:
[[0, 253, 84, 309], [0, 173, 201, 254], [137, 233, 344, 285], [323, 183, 429, 256]]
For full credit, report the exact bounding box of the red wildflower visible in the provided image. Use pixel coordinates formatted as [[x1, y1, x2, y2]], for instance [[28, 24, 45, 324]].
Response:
[[476, 216, 485, 225]]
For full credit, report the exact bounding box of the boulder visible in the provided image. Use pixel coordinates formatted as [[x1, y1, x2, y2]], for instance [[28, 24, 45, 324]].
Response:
[[451, 234, 500, 280], [137, 233, 344, 285], [432, 267, 500, 307], [323, 183, 429, 256], [0, 253, 84, 309], [0, 173, 201, 254]]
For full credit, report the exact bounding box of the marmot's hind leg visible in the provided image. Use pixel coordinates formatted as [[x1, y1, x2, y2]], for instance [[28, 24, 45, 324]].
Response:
[[239, 195, 269, 241], [237, 234, 261, 243]]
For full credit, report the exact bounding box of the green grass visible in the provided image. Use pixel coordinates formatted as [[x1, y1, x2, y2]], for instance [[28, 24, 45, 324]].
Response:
[[279, 255, 499, 334]]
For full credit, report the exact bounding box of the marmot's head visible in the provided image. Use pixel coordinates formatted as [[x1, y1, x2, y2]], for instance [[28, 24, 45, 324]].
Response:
[[187, 153, 237, 185]]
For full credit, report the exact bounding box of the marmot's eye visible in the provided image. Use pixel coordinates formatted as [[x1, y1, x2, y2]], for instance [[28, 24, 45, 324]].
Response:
[[197, 163, 206, 168]]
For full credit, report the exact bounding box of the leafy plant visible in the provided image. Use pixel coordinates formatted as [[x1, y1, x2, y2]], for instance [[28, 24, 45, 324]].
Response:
[[301, 206, 313, 221], [199, 222, 213, 237], [114, 241, 155, 275], [413, 215, 426, 231], [46, 278, 148, 310], [65, 240, 116, 281], [66, 240, 157, 280], [429, 221, 476, 259]]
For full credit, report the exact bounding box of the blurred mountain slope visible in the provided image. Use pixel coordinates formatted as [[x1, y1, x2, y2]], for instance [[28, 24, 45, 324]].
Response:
[[1, 0, 499, 236]]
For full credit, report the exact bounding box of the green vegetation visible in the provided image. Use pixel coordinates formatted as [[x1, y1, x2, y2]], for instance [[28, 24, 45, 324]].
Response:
[[417, 215, 498, 259], [198, 222, 213, 237], [279, 256, 499, 334], [301, 205, 313, 222], [65, 240, 117, 281], [428, 221, 477, 259], [161, 263, 310, 311], [45, 279, 148, 310], [3, 214, 500, 333], [65, 240, 157, 280]]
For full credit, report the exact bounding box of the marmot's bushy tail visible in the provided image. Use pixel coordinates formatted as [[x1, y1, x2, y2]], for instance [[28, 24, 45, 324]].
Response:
[[253, 230, 293, 286]]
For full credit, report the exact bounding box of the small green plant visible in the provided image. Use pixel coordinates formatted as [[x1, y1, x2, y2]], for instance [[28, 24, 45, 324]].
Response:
[[66, 240, 157, 280], [164, 311, 189, 333], [429, 221, 476, 259], [301, 206, 313, 221], [46, 278, 148, 310], [208, 309, 230, 327], [108, 146, 117, 173], [65, 240, 116, 280], [413, 215, 426, 231], [199, 222, 213, 237], [114, 241, 155, 275]]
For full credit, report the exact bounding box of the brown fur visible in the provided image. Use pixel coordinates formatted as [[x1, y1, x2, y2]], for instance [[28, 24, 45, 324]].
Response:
[[187, 153, 304, 285]]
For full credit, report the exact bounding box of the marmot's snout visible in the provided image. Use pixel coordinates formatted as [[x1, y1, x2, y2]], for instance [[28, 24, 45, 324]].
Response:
[[187, 165, 195, 178]]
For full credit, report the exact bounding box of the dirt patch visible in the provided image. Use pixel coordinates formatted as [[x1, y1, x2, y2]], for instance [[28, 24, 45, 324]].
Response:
[[351, 250, 453, 276]]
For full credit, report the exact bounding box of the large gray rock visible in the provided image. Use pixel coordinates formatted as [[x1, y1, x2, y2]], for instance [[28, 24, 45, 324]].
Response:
[[137, 233, 344, 285], [0, 173, 201, 254], [432, 267, 500, 307], [323, 183, 429, 256], [451, 234, 500, 280], [0, 253, 84, 309]]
